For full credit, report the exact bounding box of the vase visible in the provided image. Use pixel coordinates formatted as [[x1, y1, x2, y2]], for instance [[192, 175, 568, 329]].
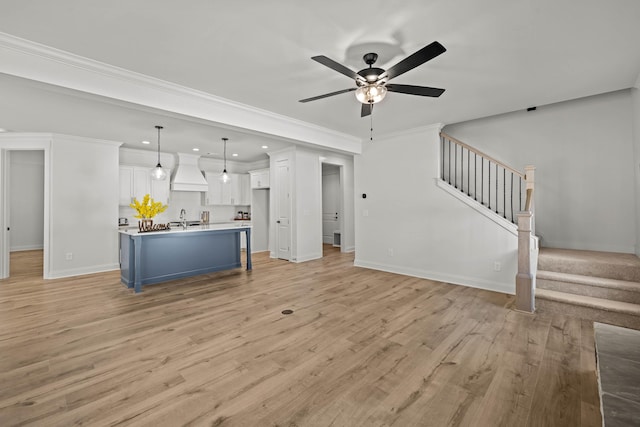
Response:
[[139, 218, 153, 232]]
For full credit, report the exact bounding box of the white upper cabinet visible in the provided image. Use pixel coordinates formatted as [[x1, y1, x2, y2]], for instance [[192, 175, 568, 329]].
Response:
[[119, 165, 170, 206], [119, 167, 135, 206], [150, 172, 171, 205], [250, 168, 270, 189], [203, 172, 250, 206], [239, 174, 251, 205]]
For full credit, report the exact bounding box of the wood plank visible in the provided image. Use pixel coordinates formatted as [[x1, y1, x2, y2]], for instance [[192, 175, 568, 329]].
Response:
[[0, 248, 602, 426]]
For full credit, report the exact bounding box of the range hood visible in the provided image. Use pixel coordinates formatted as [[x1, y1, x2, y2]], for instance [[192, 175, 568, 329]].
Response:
[[170, 153, 208, 192]]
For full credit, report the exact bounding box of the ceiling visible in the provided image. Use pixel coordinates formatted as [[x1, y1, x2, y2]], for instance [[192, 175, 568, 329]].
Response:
[[0, 0, 639, 161]]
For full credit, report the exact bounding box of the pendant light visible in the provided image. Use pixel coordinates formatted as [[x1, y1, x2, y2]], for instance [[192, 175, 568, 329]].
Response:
[[220, 137, 230, 184], [150, 125, 167, 180]]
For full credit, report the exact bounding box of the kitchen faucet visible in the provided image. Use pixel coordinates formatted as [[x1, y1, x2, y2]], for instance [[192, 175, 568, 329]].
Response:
[[179, 208, 187, 228]]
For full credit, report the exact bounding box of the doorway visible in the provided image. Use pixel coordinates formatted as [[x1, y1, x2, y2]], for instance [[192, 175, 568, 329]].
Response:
[[1, 148, 46, 279], [321, 163, 342, 255]]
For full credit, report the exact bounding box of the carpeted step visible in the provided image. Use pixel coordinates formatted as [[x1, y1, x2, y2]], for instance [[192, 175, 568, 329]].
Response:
[[538, 248, 640, 282], [537, 270, 640, 304], [536, 289, 640, 330]]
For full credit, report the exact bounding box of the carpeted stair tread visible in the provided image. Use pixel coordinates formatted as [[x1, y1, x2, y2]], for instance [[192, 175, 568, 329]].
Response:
[[536, 289, 640, 316], [537, 270, 640, 293], [538, 248, 640, 282]]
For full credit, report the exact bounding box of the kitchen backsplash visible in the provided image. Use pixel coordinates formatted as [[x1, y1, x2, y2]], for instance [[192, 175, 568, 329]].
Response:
[[119, 190, 249, 225]]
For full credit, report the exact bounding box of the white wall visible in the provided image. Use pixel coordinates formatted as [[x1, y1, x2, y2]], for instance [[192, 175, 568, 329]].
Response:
[[294, 149, 323, 262], [354, 124, 519, 295], [444, 90, 635, 253], [9, 150, 44, 251], [49, 135, 121, 277]]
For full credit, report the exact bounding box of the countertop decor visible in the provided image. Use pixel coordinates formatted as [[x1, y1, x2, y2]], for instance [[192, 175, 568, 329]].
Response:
[[129, 193, 168, 232]]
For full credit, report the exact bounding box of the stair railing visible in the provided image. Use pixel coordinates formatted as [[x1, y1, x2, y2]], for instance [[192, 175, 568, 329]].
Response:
[[439, 132, 536, 313], [440, 132, 526, 224]]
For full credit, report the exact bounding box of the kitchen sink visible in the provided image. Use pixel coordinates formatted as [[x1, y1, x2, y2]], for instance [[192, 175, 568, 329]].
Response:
[[169, 220, 203, 227]]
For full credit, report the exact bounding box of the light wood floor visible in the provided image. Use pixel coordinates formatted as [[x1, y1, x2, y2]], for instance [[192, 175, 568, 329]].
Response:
[[0, 247, 601, 426]]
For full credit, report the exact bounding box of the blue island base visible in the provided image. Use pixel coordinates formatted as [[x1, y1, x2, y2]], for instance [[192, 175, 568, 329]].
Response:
[[120, 226, 251, 293]]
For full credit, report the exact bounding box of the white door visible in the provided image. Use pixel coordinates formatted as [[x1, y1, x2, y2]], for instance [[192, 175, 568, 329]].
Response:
[[276, 160, 290, 260], [322, 171, 340, 245]]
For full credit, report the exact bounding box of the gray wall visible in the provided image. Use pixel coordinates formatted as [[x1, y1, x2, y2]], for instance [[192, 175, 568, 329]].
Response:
[[354, 124, 519, 295], [9, 150, 44, 251], [49, 135, 121, 277], [444, 90, 635, 253], [633, 84, 640, 256]]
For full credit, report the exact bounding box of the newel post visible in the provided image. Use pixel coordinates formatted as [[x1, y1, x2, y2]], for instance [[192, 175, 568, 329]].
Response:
[[515, 211, 535, 313], [524, 165, 535, 234]]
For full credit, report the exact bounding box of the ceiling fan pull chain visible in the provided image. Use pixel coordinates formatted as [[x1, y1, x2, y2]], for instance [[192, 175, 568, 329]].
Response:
[[370, 103, 374, 142]]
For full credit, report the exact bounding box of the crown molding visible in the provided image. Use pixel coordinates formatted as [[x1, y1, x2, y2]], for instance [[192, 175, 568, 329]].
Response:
[[0, 132, 121, 147], [375, 122, 445, 141], [0, 32, 362, 154]]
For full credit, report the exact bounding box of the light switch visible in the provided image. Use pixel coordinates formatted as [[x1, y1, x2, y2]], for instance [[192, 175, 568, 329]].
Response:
[[363, 209, 369, 217]]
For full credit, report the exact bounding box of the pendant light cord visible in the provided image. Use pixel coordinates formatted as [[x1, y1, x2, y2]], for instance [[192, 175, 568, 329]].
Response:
[[155, 125, 163, 166], [222, 137, 228, 170]]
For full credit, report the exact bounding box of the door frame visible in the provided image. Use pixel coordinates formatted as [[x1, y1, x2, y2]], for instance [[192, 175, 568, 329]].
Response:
[[320, 161, 344, 253], [0, 135, 52, 279]]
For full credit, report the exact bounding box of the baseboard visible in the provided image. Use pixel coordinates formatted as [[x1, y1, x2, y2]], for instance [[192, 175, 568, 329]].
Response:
[[10, 245, 44, 252], [343, 245, 355, 253], [292, 252, 322, 263], [47, 263, 120, 279], [353, 258, 515, 295]]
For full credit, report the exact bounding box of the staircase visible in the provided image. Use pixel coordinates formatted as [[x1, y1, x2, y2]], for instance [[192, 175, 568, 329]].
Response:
[[536, 248, 640, 330]]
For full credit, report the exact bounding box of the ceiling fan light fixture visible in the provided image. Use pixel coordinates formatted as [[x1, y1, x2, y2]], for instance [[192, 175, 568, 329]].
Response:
[[355, 84, 387, 104]]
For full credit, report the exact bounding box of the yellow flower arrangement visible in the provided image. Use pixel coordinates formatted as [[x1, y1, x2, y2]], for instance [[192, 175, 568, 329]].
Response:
[[130, 194, 167, 219]]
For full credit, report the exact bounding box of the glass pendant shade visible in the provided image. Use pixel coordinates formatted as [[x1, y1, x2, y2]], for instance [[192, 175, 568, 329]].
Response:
[[151, 164, 167, 180], [220, 169, 230, 184], [151, 125, 167, 181], [355, 84, 387, 104]]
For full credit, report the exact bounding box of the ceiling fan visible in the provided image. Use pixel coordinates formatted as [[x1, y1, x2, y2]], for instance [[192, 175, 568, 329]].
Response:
[[299, 41, 447, 117]]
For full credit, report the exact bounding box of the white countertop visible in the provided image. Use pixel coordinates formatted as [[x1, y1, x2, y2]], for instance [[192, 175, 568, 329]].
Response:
[[119, 221, 251, 236]]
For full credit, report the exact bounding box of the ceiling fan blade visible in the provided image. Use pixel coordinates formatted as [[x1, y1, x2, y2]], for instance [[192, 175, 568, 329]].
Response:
[[386, 84, 445, 97], [361, 103, 373, 117], [382, 41, 446, 81], [299, 88, 356, 103], [312, 56, 365, 82]]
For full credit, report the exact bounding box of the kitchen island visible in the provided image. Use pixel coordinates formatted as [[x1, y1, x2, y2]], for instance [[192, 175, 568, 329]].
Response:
[[119, 223, 251, 293]]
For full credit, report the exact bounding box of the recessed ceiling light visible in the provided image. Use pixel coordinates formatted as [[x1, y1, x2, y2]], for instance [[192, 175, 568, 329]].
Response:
[[192, 148, 200, 152], [0, 128, 7, 133], [261, 145, 268, 149], [232, 153, 239, 157], [141, 140, 151, 145]]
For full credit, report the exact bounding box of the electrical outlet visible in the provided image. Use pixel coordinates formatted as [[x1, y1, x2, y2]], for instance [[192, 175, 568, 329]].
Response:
[[65, 252, 73, 261], [363, 209, 369, 217], [388, 248, 394, 257], [494, 261, 501, 271]]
